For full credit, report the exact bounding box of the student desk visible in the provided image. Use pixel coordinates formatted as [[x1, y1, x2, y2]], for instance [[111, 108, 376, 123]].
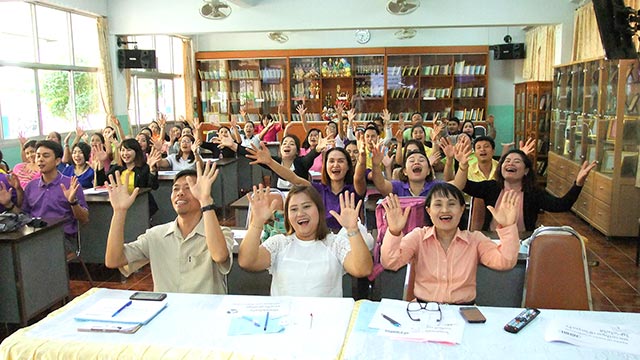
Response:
[[0, 220, 66, 326], [81, 188, 150, 264], [0, 288, 354, 360], [154, 158, 239, 225], [341, 301, 640, 359]]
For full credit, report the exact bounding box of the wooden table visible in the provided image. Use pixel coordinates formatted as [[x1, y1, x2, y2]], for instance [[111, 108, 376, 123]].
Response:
[[81, 189, 150, 264], [0, 219, 66, 326]]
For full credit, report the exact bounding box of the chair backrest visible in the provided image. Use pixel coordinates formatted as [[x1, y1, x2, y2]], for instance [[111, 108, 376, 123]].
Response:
[[467, 197, 486, 231], [245, 189, 287, 228], [474, 125, 487, 137], [522, 226, 592, 310], [368, 196, 425, 281]]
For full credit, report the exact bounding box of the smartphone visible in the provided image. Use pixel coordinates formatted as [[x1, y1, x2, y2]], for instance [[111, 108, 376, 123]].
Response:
[[459, 307, 486, 323], [129, 292, 167, 301], [504, 308, 540, 333]]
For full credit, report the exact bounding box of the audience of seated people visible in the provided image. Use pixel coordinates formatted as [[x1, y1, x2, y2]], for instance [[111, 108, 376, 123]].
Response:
[[0, 109, 594, 304]]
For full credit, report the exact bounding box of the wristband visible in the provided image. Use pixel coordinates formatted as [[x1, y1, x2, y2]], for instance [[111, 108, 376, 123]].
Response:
[[69, 199, 79, 206], [201, 204, 215, 213], [347, 229, 359, 237]]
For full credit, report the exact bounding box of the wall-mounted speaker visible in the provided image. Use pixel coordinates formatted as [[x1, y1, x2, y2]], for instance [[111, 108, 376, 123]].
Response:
[[117, 49, 157, 69], [492, 43, 526, 60]]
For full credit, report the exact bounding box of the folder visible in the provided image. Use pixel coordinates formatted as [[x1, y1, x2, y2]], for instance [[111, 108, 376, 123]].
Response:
[[74, 298, 168, 325]]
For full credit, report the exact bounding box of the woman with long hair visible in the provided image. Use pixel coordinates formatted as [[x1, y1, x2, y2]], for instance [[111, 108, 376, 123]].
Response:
[[62, 142, 95, 189], [156, 134, 202, 171]]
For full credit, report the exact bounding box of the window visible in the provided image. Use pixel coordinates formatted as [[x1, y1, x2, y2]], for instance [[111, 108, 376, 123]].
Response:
[[128, 35, 185, 128], [0, 2, 103, 140]]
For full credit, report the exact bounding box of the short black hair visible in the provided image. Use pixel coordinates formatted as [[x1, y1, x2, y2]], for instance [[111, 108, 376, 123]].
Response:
[[364, 125, 380, 136], [73, 142, 91, 162], [174, 169, 197, 184], [23, 140, 37, 150], [473, 135, 495, 150], [36, 140, 63, 159]]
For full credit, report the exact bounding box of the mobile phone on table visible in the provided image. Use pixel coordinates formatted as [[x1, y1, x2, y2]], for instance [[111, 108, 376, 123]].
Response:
[[459, 306, 486, 323], [504, 308, 540, 333], [129, 292, 167, 301]]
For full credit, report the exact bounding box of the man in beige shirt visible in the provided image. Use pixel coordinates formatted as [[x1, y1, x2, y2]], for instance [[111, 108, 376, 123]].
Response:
[[105, 162, 234, 294]]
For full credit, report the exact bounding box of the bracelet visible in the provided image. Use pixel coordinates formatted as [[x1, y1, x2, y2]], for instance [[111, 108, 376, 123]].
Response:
[[249, 223, 263, 231], [69, 199, 78, 206], [201, 204, 215, 213], [347, 229, 359, 237]]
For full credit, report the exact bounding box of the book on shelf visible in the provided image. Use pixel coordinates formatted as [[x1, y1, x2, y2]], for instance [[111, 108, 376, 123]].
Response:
[[454, 61, 465, 75]]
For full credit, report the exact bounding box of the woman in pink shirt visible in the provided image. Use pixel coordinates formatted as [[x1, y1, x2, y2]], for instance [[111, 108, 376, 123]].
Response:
[[381, 182, 520, 305], [256, 113, 283, 143], [12, 140, 40, 188]]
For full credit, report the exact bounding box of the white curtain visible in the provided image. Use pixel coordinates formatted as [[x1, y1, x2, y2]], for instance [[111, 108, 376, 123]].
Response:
[[523, 25, 556, 81]]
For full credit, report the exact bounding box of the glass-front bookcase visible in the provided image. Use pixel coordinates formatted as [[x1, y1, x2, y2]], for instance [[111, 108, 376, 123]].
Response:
[[548, 58, 640, 237]]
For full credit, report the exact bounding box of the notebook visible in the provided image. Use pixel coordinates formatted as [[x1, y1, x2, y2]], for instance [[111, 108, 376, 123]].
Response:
[[74, 298, 168, 325]]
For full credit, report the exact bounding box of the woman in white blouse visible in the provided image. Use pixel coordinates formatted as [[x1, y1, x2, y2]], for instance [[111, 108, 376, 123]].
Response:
[[238, 184, 372, 297], [157, 134, 202, 171]]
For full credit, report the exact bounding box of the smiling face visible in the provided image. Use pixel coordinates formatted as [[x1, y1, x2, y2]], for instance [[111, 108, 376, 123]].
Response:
[[136, 134, 148, 151], [103, 127, 115, 139], [179, 135, 193, 152], [307, 130, 319, 147], [244, 122, 255, 137], [181, 127, 193, 136], [345, 143, 359, 165], [218, 127, 231, 138], [286, 192, 320, 241], [412, 126, 425, 142], [90, 134, 103, 147], [170, 126, 182, 140], [427, 192, 464, 232], [120, 146, 136, 166], [501, 152, 529, 182], [325, 149, 349, 182], [447, 120, 460, 134], [474, 140, 494, 162], [364, 129, 378, 150], [403, 152, 430, 182], [326, 122, 337, 138], [71, 147, 86, 166], [46, 132, 60, 143], [171, 175, 199, 215], [149, 122, 160, 135], [280, 137, 298, 159], [411, 113, 423, 125], [24, 146, 36, 164]]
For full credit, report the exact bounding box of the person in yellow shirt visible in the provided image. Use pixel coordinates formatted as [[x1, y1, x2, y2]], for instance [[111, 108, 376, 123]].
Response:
[[468, 136, 499, 181]]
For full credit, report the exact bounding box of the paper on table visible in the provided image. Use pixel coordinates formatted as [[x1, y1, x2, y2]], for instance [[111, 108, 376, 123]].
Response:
[[77, 322, 142, 334], [83, 186, 108, 195], [545, 319, 640, 356], [75, 298, 168, 324], [219, 296, 291, 336], [369, 298, 465, 344]]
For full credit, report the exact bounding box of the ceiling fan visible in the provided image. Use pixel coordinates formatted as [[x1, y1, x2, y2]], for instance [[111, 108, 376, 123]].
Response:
[[394, 28, 417, 39], [200, 0, 232, 20], [268, 32, 289, 43], [387, 0, 420, 15]]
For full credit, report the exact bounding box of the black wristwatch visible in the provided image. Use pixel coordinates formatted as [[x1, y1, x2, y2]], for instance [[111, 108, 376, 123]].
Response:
[[69, 199, 79, 206], [201, 204, 215, 212]]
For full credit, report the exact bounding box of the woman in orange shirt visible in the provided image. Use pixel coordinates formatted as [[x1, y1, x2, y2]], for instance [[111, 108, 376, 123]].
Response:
[[381, 182, 519, 305]]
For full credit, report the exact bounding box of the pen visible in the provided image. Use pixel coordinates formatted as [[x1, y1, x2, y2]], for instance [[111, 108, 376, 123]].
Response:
[[309, 313, 313, 329], [111, 300, 132, 318], [242, 316, 261, 327], [382, 313, 401, 327], [264, 311, 270, 331]]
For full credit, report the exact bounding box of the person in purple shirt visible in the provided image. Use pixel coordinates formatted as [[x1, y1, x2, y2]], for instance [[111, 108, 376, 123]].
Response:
[[0, 173, 23, 213], [8, 140, 89, 238], [247, 144, 366, 231], [369, 135, 472, 197]]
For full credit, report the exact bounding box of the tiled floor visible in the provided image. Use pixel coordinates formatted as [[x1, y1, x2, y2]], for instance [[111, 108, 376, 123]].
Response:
[[2, 210, 639, 342]]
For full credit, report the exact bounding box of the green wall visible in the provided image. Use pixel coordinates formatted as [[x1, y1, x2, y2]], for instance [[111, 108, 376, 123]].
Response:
[[487, 105, 514, 157]]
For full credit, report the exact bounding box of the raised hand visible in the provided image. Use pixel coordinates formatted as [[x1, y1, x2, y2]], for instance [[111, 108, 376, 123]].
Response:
[[453, 135, 472, 165], [64, 132, 73, 145], [576, 160, 597, 186], [245, 142, 273, 165], [247, 184, 278, 226], [217, 134, 235, 149], [151, 137, 164, 152], [347, 108, 356, 123], [110, 115, 120, 127], [328, 190, 362, 231], [398, 113, 406, 132], [381, 194, 411, 235], [519, 138, 536, 156], [230, 115, 238, 129], [158, 113, 167, 128], [439, 137, 454, 159], [428, 151, 442, 165], [106, 171, 139, 210], [147, 148, 162, 171], [431, 121, 446, 142], [240, 106, 247, 119], [296, 104, 307, 118], [6, 173, 21, 192], [315, 133, 330, 152], [60, 176, 80, 204], [76, 126, 86, 139], [191, 137, 202, 153], [185, 161, 218, 205], [18, 131, 27, 146], [381, 109, 391, 125], [487, 189, 519, 227], [371, 143, 385, 167], [92, 144, 108, 162]]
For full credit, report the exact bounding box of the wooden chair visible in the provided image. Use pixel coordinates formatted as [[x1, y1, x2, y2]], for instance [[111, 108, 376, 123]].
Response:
[[522, 226, 592, 310], [467, 197, 485, 231]]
